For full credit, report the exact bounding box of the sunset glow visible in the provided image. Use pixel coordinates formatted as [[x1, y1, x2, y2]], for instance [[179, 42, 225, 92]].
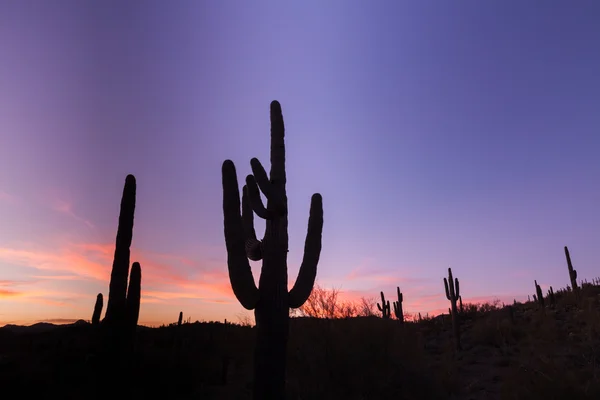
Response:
[[1, 1, 599, 327]]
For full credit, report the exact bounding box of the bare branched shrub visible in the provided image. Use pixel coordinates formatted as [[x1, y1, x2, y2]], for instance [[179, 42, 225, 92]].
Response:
[[357, 296, 376, 317]]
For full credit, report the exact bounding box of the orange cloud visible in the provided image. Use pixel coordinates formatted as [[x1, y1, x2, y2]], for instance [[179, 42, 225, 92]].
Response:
[[0, 246, 108, 281], [0, 288, 21, 298]]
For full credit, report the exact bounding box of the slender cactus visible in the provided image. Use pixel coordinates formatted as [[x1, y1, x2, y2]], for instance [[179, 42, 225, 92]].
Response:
[[564, 246, 579, 292], [222, 101, 323, 400], [178, 311, 183, 326], [548, 286, 556, 307], [102, 175, 142, 350], [92, 293, 103, 325], [392, 287, 404, 323], [104, 174, 136, 325], [534, 280, 545, 308], [377, 291, 391, 319], [444, 268, 461, 351]]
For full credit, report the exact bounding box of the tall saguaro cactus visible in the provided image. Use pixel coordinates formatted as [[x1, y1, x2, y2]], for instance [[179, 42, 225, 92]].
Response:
[[102, 175, 142, 342], [444, 268, 461, 351], [392, 287, 404, 323], [222, 101, 324, 400], [564, 246, 579, 292]]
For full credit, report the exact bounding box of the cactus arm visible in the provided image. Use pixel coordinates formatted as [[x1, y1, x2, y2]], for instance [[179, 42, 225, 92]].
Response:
[[269, 101, 286, 187], [245, 175, 273, 220], [455, 278, 460, 298], [289, 193, 323, 308], [222, 160, 260, 309], [242, 186, 263, 261], [250, 158, 273, 199], [444, 278, 451, 300], [126, 262, 141, 328]]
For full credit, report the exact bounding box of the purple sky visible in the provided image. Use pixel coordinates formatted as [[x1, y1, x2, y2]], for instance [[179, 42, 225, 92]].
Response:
[[1, 1, 599, 326]]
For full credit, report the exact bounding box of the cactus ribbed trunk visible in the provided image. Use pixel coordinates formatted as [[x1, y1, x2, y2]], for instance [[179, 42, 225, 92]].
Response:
[[222, 101, 323, 400]]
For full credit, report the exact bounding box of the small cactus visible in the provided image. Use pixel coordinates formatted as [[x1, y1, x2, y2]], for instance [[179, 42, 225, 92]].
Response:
[[392, 286, 404, 323], [565, 246, 579, 293], [548, 286, 556, 307], [377, 291, 391, 319], [444, 268, 461, 351], [534, 280, 545, 308], [92, 293, 103, 325], [178, 311, 183, 326]]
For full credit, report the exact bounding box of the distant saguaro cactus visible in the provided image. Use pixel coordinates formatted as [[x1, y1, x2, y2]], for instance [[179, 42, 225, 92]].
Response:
[[102, 175, 142, 344], [564, 246, 579, 292], [534, 280, 545, 308], [392, 287, 404, 323], [444, 268, 461, 351], [548, 286, 556, 307], [92, 293, 103, 325], [222, 101, 324, 400], [178, 311, 183, 326], [377, 291, 391, 319]]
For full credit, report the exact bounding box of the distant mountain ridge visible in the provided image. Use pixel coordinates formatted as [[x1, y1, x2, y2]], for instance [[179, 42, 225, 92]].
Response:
[[0, 319, 88, 334]]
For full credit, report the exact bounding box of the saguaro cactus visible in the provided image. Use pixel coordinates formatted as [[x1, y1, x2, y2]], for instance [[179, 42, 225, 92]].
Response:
[[548, 286, 556, 307], [222, 101, 324, 400], [444, 268, 461, 351], [534, 280, 545, 308], [377, 291, 391, 319], [564, 246, 579, 292], [92, 293, 103, 325], [392, 287, 404, 323], [102, 175, 142, 344], [178, 311, 183, 326]]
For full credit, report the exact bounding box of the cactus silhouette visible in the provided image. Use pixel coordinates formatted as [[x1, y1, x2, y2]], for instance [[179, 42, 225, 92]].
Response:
[[564, 246, 579, 292], [534, 280, 545, 308], [221, 101, 324, 400], [92, 293, 103, 325], [548, 286, 556, 307], [444, 268, 461, 351], [392, 287, 404, 323], [178, 311, 183, 326], [102, 175, 142, 348], [377, 291, 391, 319]]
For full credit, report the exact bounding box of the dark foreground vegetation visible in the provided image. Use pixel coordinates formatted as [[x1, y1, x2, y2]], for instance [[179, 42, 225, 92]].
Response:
[[2, 101, 599, 399], [1, 285, 600, 399]]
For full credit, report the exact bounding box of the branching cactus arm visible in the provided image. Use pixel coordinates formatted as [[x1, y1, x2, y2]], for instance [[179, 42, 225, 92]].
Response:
[[222, 161, 260, 310], [289, 193, 323, 308]]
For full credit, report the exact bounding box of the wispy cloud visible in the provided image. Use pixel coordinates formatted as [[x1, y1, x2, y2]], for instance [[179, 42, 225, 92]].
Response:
[[51, 198, 95, 228], [0, 240, 236, 312]]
